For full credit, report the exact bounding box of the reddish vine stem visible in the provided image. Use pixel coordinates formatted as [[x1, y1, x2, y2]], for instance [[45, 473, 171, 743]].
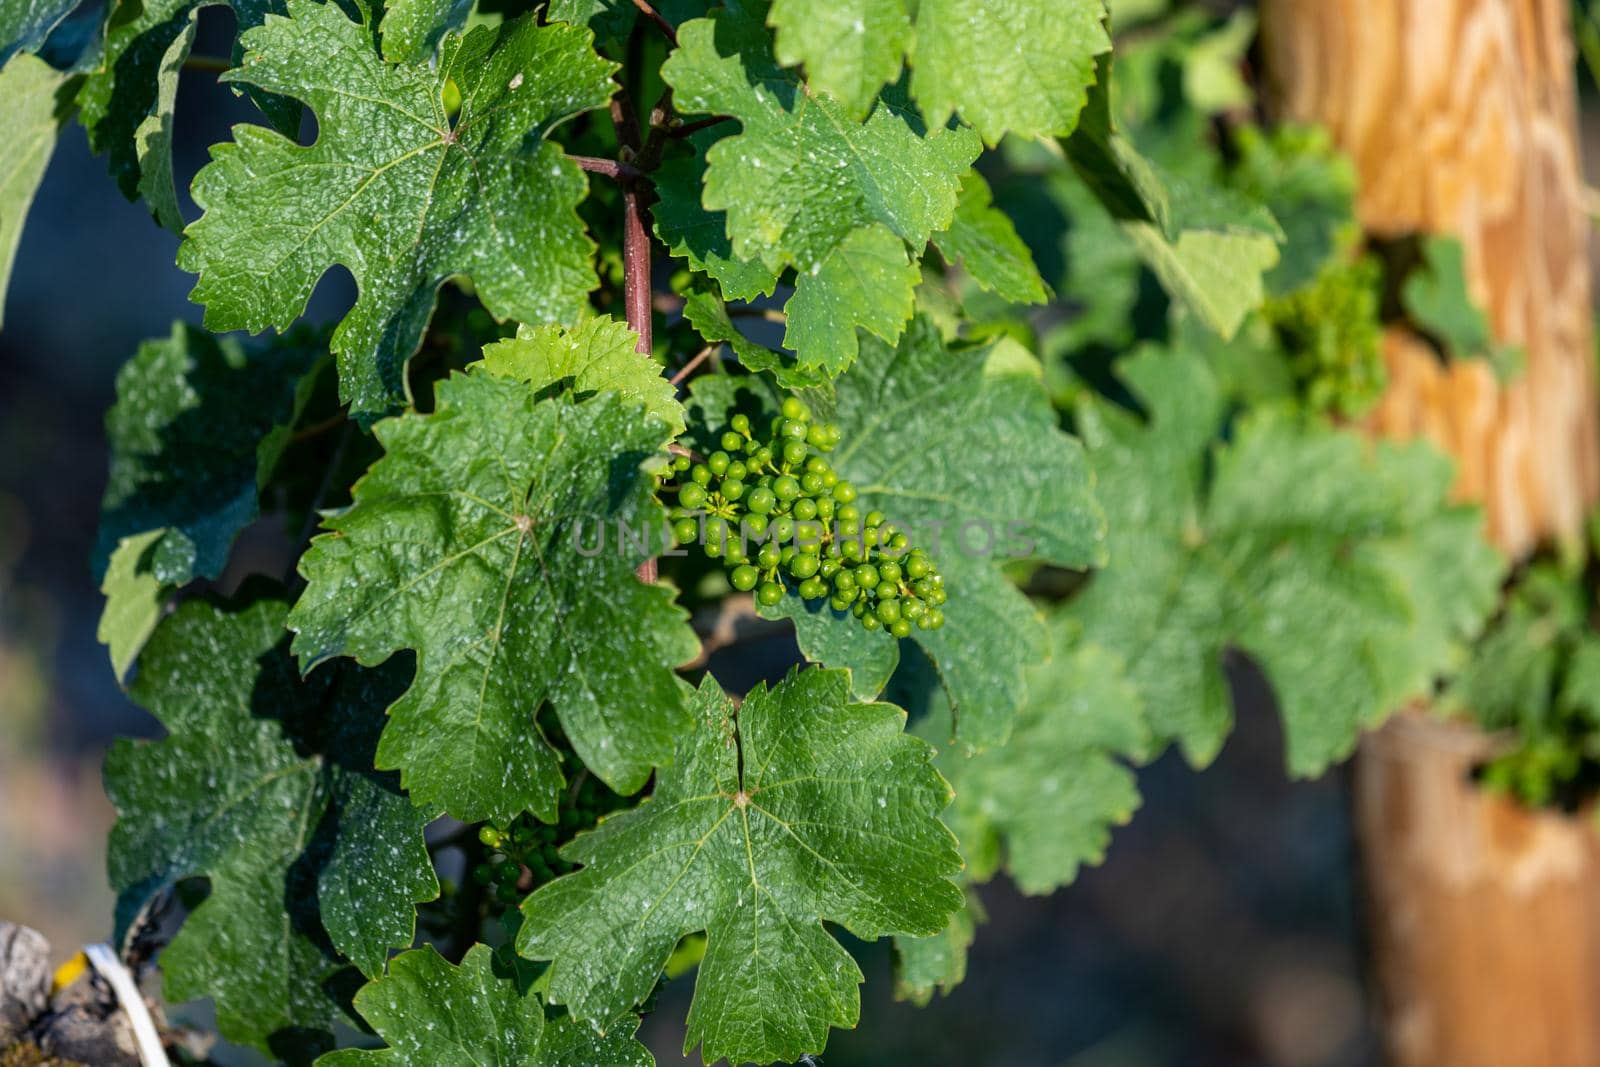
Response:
[[629, 0, 678, 45], [571, 154, 642, 181], [669, 345, 713, 387]]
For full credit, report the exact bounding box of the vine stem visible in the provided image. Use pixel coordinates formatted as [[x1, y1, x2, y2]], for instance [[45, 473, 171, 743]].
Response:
[[629, 0, 678, 45]]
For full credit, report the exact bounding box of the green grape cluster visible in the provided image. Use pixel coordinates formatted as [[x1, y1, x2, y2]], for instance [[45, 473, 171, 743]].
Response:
[[668, 396, 948, 636], [471, 773, 624, 906]]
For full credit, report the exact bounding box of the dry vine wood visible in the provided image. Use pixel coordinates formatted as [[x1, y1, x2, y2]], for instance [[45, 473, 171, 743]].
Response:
[[1262, 3, 1600, 1065]]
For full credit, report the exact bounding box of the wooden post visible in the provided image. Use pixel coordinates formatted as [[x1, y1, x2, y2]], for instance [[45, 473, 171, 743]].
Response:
[[1260, 3, 1600, 1065]]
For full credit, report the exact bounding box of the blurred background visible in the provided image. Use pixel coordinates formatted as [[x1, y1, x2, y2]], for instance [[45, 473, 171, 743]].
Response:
[[9, 4, 1594, 1066]]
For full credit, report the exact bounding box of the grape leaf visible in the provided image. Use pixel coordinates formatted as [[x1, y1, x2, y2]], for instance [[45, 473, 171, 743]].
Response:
[[767, 0, 910, 120], [0, 54, 70, 327], [747, 319, 1106, 745], [910, 0, 1108, 145], [97, 530, 167, 682], [892, 888, 980, 1007], [0, 0, 77, 63], [93, 322, 324, 588], [288, 371, 697, 824], [77, 0, 297, 232], [652, 137, 781, 303], [516, 669, 963, 1066], [178, 1, 617, 420], [1064, 65, 1282, 338], [782, 223, 918, 375], [933, 171, 1050, 304], [764, 0, 1108, 143], [1065, 346, 1504, 775], [928, 634, 1145, 894], [318, 945, 652, 1067], [681, 283, 826, 390], [481, 317, 684, 435], [1401, 234, 1523, 381], [378, 0, 472, 62], [661, 1, 978, 372], [106, 594, 438, 1055]]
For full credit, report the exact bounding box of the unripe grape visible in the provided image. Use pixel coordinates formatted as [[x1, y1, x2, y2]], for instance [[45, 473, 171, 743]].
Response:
[[890, 618, 912, 638], [708, 451, 730, 476], [757, 582, 784, 606], [679, 483, 708, 509], [781, 396, 809, 421], [721, 431, 743, 452], [793, 498, 817, 521], [731, 413, 751, 434], [834, 482, 858, 504]]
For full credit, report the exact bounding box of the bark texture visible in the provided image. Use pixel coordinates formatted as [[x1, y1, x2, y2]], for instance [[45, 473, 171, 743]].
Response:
[[1262, 4, 1600, 1065], [1263, 0, 1599, 556]]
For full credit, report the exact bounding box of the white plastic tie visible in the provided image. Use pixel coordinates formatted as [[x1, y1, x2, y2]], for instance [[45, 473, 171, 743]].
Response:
[[83, 943, 171, 1067]]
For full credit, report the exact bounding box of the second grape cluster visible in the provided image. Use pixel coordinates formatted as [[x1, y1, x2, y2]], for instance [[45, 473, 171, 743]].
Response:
[[668, 396, 947, 636]]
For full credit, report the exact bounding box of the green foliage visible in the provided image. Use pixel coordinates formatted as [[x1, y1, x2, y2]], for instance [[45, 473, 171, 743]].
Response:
[[517, 670, 962, 1065], [1443, 555, 1600, 808], [106, 594, 437, 1055], [768, 0, 1109, 144], [318, 945, 652, 1066], [1262, 254, 1386, 418], [482, 317, 684, 435], [288, 370, 696, 824], [2, 0, 1520, 1060], [0, 54, 69, 325], [747, 319, 1107, 743], [1067, 347, 1505, 775], [1400, 234, 1524, 382], [660, 1, 979, 372], [178, 1, 618, 419]]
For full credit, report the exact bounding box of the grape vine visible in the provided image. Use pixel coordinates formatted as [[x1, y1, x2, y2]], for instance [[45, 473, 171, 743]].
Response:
[[0, 0, 1522, 1064]]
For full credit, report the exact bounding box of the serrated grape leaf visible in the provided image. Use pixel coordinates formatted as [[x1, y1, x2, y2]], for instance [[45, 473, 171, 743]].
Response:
[[933, 171, 1049, 305], [289, 372, 696, 824], [1400, 234, 1523, 381], [97, 530, 167, 682], [517, 669, 962, 1066], [0, 0, 77, 63], [106, 595, 438, 1055], [738, 318, 1105, 745], [928, 633, 1145, 894], [766, 0, 909, 120], [653, 137, 781, 303], [782, 222, 918, 375], [661, 1, 978, 373], [177, 1, 617, 421], [1066, 346, 1504, 775], [318, 945, 652, 1067], [0, 54, 70, 328], [481, 317, 684, 435], [764, 0, 1107, 143], [1064, 64, 1281, 338], [911, 0, 1108, 146], [378, 0, 470, 61], [680, 284, 825, 391], [77, 0, 297, 233], [93, 322, 324, 587], [892, 887, 980, 1007]]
